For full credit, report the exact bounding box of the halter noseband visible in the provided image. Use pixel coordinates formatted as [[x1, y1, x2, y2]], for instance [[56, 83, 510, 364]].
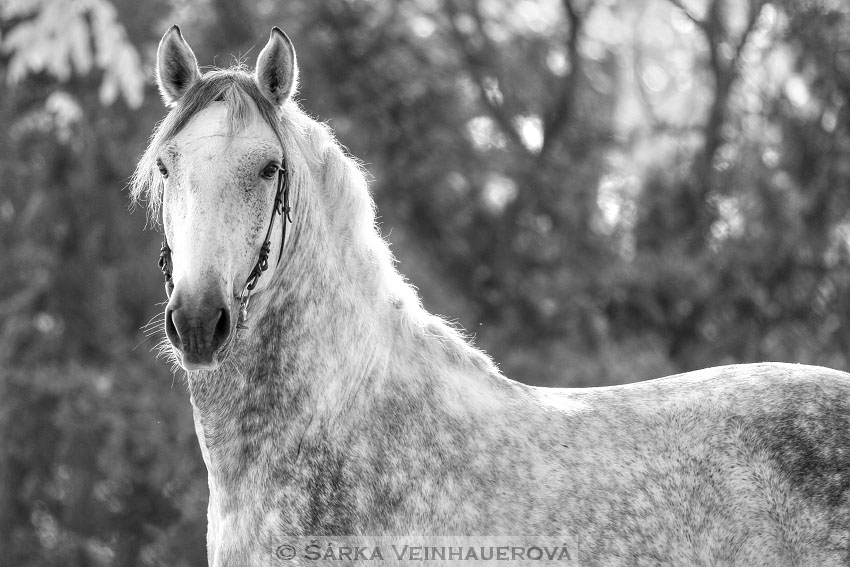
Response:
[[158, 163, 292, 329]]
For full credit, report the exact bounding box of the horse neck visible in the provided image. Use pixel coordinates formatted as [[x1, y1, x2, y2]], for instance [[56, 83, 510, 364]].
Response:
[[185, 138, 509, 488]]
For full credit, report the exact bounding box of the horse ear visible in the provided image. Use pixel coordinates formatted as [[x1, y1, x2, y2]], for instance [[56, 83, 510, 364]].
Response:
[[255, 27, 298, 106], [156, 25, 201, 107]]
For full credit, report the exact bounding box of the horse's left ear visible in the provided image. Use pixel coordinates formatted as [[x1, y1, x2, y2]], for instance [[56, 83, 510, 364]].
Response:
[[255, 27, 298, 106]]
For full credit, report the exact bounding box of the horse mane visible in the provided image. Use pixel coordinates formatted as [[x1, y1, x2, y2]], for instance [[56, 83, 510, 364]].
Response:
[[296, 118, 500, 376], [130, 66, 499, 376]]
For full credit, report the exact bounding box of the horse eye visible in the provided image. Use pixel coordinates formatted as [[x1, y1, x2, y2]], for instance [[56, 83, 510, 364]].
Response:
[[156, 158, 169, 179], [260, 163, 279, 180]]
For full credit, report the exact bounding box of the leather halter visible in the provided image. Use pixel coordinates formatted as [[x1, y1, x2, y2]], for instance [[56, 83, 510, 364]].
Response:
[[157, 164, 292, 328]]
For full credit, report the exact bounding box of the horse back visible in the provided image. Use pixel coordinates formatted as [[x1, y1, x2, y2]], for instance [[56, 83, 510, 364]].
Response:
[[546, 363, 850, 565]]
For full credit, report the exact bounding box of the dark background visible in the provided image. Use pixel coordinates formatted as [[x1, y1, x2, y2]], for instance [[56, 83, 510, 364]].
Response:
[[2, 0, 850, 564]]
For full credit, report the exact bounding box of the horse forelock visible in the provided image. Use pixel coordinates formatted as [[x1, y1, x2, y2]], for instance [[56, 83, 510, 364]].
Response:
[[130, 67, 285, 224]]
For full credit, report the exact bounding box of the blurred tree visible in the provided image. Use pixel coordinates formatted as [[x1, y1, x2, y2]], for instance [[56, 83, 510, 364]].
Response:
[[0, 0, 207, 564], [0, 366, 206, 565], [666, 0, 767, 243], [612, 0, 850, 372], [1, 0, 145, 107]]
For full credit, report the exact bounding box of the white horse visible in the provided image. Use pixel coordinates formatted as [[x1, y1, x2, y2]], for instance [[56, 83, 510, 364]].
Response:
[[132, 26, 850, 566]]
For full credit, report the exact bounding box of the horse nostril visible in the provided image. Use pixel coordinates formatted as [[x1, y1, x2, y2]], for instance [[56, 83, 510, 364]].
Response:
[[212, 308, 231, 350], [165, 306, 181, 349]]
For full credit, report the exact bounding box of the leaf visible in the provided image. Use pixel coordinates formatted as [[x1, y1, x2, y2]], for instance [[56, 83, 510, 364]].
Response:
[[0, 0, 145, 108]]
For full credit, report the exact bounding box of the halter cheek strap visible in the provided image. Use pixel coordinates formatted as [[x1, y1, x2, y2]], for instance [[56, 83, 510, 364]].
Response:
[[158, 164, 292, 329], [242, 164, 292, 292], [236, 165, 291, 327]]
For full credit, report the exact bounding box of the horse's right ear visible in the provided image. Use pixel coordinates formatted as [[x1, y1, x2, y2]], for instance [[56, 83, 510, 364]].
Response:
[[156, 25, 201, 108]]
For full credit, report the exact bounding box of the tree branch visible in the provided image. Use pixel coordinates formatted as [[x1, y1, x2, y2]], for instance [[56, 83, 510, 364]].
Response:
[[659, 0, 766, 249], [667, 0, 709, 33], [730, 0, 765, 71], [539, 0, 589, 159], [442, 0, 528, 152]]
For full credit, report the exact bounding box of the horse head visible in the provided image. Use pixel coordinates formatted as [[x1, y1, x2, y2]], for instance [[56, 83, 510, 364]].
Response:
[[151, 26, 297, 371]]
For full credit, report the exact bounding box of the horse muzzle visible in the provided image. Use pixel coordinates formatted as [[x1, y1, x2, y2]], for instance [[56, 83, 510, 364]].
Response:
[[165, 287, 233, 371]]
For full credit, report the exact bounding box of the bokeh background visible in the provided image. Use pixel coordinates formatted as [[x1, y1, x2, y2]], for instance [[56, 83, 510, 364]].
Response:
[[2, 0, 850, 564]]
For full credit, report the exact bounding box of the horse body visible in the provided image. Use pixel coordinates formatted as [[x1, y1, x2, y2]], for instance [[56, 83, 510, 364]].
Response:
[[134, 26, 850, 566], [191, 262, 850, 565]]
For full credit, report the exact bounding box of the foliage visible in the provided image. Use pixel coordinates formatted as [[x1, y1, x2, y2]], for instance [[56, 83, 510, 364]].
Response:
[[1, 0, 849, 563], [1, 0, 145, 107], [0, 363, 206, 566]]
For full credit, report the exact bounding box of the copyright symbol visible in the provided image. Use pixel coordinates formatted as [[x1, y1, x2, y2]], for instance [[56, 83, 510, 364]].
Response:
[[276, 544, 297, 560]]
